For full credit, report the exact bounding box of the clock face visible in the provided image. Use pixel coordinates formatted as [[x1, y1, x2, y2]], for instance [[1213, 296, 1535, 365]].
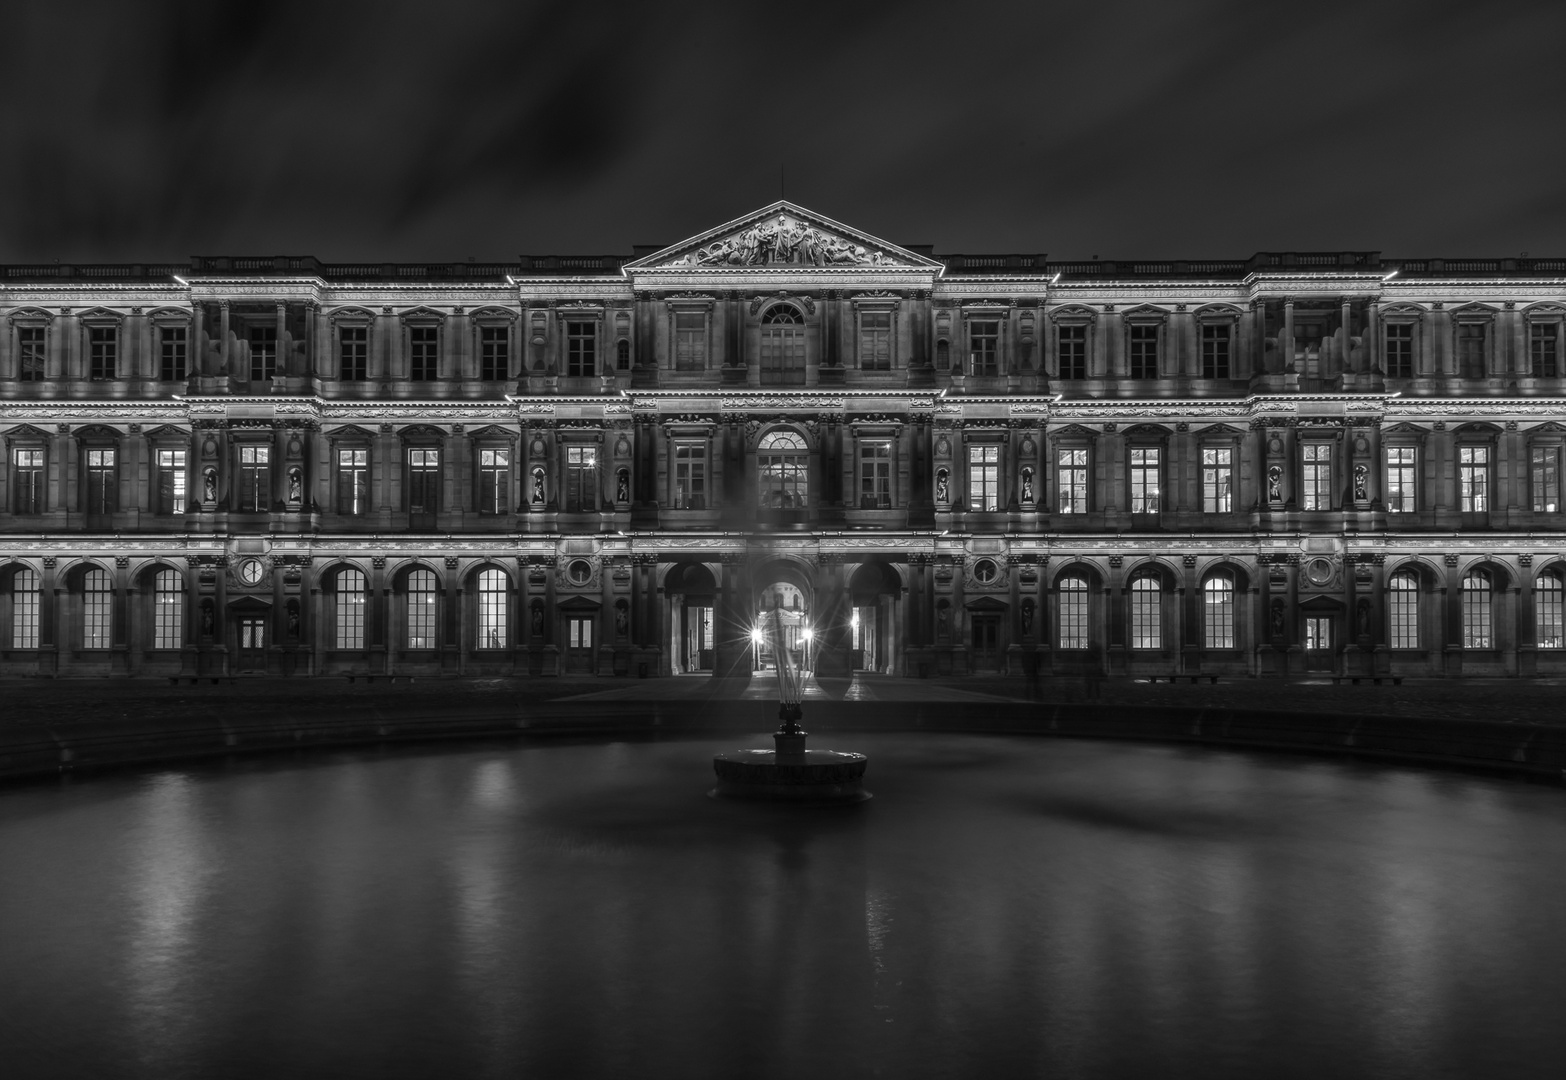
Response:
[[238, 558, 265, 586]]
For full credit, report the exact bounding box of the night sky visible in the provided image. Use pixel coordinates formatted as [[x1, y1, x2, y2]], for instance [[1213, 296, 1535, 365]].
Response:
[[3, 0, 1563, 264]]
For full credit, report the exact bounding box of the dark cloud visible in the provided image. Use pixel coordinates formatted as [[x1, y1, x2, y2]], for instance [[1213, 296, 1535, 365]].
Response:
[[1, 0, 1562, 262]]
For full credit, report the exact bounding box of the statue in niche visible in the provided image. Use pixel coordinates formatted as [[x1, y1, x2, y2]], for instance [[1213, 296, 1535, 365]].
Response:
[[616, 470, 629, 503], [531, 469, 545, 505], [203, 467, 217, 505], [1021, 467, 1035, 504], [200, 599, 215, 637], [936, 469, 950, 504], [287, 599, 300, 639], [1353, 463, 1368, 501], [1356, 598, 1372, 638], [615, 604, 629, 638], [287, 467, 302, 503], [1021, 598, 1035, 636], [1267, 465, 1283, 503], [530, 603, 544, 635], [1270, 598, 1286, 639]]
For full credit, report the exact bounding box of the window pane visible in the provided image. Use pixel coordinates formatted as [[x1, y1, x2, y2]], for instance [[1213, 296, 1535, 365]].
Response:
[[407, 568, 437, 649], [336, 569, 366, 649], [968, 445, 999, 512], [1129, 576, 1161, 649], [1462, 571, 1491, 649], [1302, 443, 1330, 510], [1203, 573, 1235, 648], [1537, 573, 1564, 649], [153, 568, 183, 649], [82, 568, 112, 649], [1532, 446, 1559, 513], [1388, 571, 1420, 648], [1130, 447, 1160, 513], [10, 568, 39, 648], [478, 569, 508, 648], [1057, 449, 1088, 513], [1058, 576, 1089, 649], [1202, 447, 1232, 513], [1385, 447, 1416, 513]]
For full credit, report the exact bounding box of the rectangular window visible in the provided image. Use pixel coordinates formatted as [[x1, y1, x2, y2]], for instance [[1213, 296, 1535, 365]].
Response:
[[88, 326, 116, 380], [760, 321, 805, 385], [969, 320, 1000, 376], [674, 313, 706, 371], [340, 326, 368, 381], [859, 311, 892, 370], [1201, 324, 1231, 379], [1532, 446, 1560, 513], [1129, 447, 1160, 513], [157, 449, 187, 515], [478, 449, 510, 515], [1201, 447, 1232, 513], [1057, 448, 1088, 514], [159, 326, 187, 382], [409, 326, 437, 380], [1457, 323, 1486, 378], [1128, 324, 1158, 379], [1301, 443, 1331, 510], [673, 443, 707, 510], [861, 441, 892, 509], [480, 326, 508, 381], [1459, 446, 1489, 513], [153, 571, 182, 650], [249, 326, 277, 382], [1058, 325, 1086, 380], [565, 445, 598, 512], [408, 448, 440, 519], [566, 321, 596, 377], [1385, 447, 1416, 513], [1531, 324, 1559, 378], [1385, 323, 1414, 378], [84, 448, 116, 515], [238, 445, 270, 512], [337, 448, 369, 515], [17, 327, 44, 381], [968, 446, 1000, 512], [10, 568, 39, 648], [12, 448, 44, 514]]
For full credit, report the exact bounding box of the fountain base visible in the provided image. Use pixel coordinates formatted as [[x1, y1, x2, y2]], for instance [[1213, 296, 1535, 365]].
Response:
[[711, 747, 870, 802]]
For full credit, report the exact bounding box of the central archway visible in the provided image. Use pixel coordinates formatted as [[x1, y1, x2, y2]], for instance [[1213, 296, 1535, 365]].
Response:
[[665, 561, 717, 674], [848, 561, 902, 673]]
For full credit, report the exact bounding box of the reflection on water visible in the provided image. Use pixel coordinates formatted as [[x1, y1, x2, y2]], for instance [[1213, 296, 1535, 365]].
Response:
[[1, 736, 1564, 1079]]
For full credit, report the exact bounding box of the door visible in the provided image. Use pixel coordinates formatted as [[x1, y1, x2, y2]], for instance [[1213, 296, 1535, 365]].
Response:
[[970, 615, 1001, 671], [1304, 615, 1333, 672], [237, 616, 267, 672], [565, 615, 594, 674], [683, 605, 714, 672]]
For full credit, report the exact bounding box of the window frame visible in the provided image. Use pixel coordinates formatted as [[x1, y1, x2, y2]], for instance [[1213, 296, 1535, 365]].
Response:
[[80, 566, 113, 650], [1055, 445, 1090, 514], [476, 444, 512, 516], [334, 567, 368, 650], [477, 322, 511, 382], [1125, 319, 1161, 380], [966, 442, 1000, 513], [672, 438, 709, 510], [1200, 443, 1234, 514], [669, 303, 711, 373], [1454, 317, 1490, 379], [1056, 574, 1091, 650], [1528, 316, 1562, 379], [859, 438, 894, 509], [1056, 321, 1089, 381], [856, 305, 896, 372], [338, 323, 370, 382], [14, 320, 47, 382], [1384, 443, 1417, 513], [757, 428, 809, 509], [562, 442, 600, 513], [476, 567, 510, 650], [967, 317, 1002, 377], [334, 441, 371, 516], [85, 321, 119, 381], [1531, 440, 1561, 514], [152, 567, 184, 650], [80, 439, 118, 518], [1537, 571, 1564, 650], [247, 323, 278, 383], [405, 442, 441, 522], [405, 567, 438, 650], [1458, 442, 1492, 514], [1202, 571, 1236, 649], [1127, 442, 1162, 515], [1383, 319, 1417, 379], [564, 319, 598, 378], [759, 304, 806, 385], [1128, 573, 1163, 650], [235, 441, 273, 514], [154, 444, 189, 516], [6, 565, 41, 649], [1388, 569, 1421, 649], [1461, 569, 1492, 649], [1300, 441, 1333, 511], [10, 442, 46, 515], [1199, 319, 1233, 380], [407, 322, 440, 381], [155, 319, 189, 383]]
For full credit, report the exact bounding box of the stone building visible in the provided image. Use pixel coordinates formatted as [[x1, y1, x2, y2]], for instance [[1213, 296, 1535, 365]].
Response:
[[2, 201, 1565, 680]]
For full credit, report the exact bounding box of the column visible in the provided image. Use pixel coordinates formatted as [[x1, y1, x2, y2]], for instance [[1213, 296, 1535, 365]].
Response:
[[218, 301, 231, 380], [1518, 555, 1537, 676], [275, 301, 287, 383], [1282, 299, 1295, 374], [370, 556, 388, 675]]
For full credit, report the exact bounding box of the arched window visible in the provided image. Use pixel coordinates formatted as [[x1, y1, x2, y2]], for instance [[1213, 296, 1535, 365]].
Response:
[[760, 304, 804, 385], [336, 567, 367, 649], [1203, 571, 1235, 648], [7, 567, 39, 649], [1388, 570, 1420, 649], [758, 430, 809, 508], [478, 568, 508, 649], [616, 338, 631, 371], [1058, 574, 1089, 650], [407, 568, 437, 649], [1129, 574, 1161, 649], [83, 567, 112, 649], [1537, 571, 1563, 649], [153, 568, 183, 650], [1462, 570, 1491, 649]]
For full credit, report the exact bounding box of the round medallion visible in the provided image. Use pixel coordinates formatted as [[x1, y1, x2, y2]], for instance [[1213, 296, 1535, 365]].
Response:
[[237, 558, 266, 586], [567, 559, 593, 586], [973, 559, 1000, 585], [1305, 557, 1334, 586]]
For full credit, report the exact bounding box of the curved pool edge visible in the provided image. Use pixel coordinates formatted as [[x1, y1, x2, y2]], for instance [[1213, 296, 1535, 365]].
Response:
[[1, 699, 1564, 786]]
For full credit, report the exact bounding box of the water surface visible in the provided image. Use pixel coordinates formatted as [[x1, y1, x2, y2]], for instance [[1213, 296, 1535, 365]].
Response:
[[1, 734, 1562, 1079]]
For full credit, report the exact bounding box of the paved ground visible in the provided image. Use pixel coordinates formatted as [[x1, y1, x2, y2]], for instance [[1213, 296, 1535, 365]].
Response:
[[1, 672, 1564, 732]]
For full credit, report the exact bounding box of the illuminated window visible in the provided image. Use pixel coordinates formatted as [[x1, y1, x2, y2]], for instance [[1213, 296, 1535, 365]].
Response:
[[968, 445, 999, 512], [1388, 570, 1420, 648], [674, 443, 707, 510], [238, 445, 270, 512], [859, 311, 892, 370], [249, 325, 276, 382], [969, 320, 1000, 376], [1057, 448, 1088, 513], [82, 568, 112, 649], [1203, 572, 1235, 648], [1462, 570, 1491, 649], [1385, 447, 1416, 512], [566, 321, 596, 377], [157, 449, 187, 515], [1531, 445, 1559, 513], [478, 449, 510, 515], [337, 448, 369, 515], [1459, 446, 1489, 513], [758, 430, 808, 508], [1202, 447, 1232, 513], [340, 326, 368, 380], [1301, 443, 1331, 510], [1537, 572, 1564, 649], [159, 326, 187, 382], [1201, 323, 1230, 379], [89, 326, 116, 380], [1129, 447, 1160, 513], [564, 445, 598, 512], [406, 568, 437, 649], [153, 568, 183, 650], [409, 326, 438, 380], [1058, 575, 1089, 650], [335, 568, 366, 649], [1129, 574, 1161, 649], [1385, 323, 1414, 378], [480, 326, 508, 380], [9, 568, 39, 649], [861, 440, 892, 508], [1128, 324, 1158, 379], [478, 568, 508, 648]]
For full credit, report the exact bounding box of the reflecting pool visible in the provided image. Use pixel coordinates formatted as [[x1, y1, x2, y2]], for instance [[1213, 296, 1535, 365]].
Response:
[[1, 734, 1563, 1079]]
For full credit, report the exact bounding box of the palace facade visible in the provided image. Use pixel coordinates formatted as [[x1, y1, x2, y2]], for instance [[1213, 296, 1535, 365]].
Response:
[[3, 201, 1566, 681]]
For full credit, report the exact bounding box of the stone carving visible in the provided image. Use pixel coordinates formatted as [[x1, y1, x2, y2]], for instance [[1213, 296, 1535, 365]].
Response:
[[1021, 467, 1034, 505], [1021, 598, 1035, 636], [1356, 598, 1372, 638], [288, 467, 302, 503], [616, 470, 630, 503], [1353, 463, 1368, 501], [671, 215, 901, 268], [935, 469, 950, 504], [1267, 465, 1283, 503], [1270, 598, 1286, 638], [203, 467, 218, 504], [531, 468, 546, 504]]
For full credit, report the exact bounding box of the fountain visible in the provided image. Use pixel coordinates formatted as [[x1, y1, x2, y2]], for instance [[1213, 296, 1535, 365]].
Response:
[[711, 601, 869, 802]]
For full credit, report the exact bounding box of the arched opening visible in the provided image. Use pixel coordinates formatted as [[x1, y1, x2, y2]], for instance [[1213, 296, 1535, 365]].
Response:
[[665, 562, 717, 674], [758, 429, 809, 509], [754, 579, 811, 673], [391, 564, 441, 667], [849, 561, 902, 673], [0, 563, 40, 653]]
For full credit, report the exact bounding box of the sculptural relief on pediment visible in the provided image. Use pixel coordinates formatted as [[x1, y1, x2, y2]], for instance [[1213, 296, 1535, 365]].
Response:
[[663, 213, 902, 268]]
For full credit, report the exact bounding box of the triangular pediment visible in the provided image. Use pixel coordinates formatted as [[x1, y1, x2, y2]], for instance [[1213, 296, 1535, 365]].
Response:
[[624, 201, 942, 271]]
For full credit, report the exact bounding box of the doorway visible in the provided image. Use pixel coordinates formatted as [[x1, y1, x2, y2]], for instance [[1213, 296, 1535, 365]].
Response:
[[1304, 615, 1333, 672], [564, 615, 595, 674], [683, 604, 714, 672], [237, 615, 267, 673], [970, 614, 1002, 672], [852, 605, 877, 672]]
